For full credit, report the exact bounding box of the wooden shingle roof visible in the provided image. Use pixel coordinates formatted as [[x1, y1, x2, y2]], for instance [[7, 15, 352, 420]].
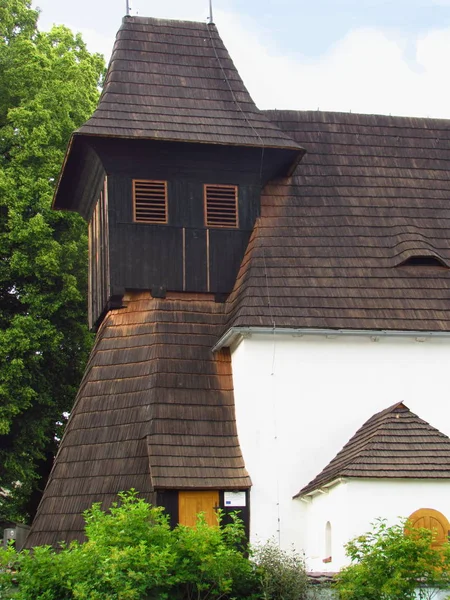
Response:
[[225, 110, 450, 333], [296, 402, 450, 497], [76, 16, 300, 150], [26, 292, 250, 547]]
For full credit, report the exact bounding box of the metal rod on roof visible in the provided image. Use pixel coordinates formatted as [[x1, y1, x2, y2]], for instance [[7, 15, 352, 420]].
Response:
[[208, 0, 214, 23], [126, 0, 131, 15]]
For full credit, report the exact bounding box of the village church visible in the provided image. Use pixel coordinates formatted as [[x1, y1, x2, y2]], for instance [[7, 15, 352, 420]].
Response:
[[26, 14, 450, 573]]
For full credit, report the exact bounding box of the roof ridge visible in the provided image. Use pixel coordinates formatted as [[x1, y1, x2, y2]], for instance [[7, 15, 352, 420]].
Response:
[[121, 15, 211, 27]]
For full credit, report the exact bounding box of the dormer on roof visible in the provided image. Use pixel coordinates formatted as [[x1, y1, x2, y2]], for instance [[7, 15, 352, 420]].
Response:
[[397, 252, 449, 269]]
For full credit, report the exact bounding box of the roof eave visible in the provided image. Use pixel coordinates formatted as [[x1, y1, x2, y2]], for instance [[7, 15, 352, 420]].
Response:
[[294, 477, 347, 501], [52, 133, 75, 211], [74, 128, 303, 154], [213, 326, 450, 351]]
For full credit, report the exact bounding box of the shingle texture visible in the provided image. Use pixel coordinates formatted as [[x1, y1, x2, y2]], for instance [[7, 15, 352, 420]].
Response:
[[296, 402, 450, 497], [77, 16, 300, 150], [26, 292, 250, 547], [226, 110, 450, 332]]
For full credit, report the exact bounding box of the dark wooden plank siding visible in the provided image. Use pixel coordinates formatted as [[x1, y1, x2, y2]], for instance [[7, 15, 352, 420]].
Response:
[[157, 490, 178, 529], [109, 224, 184, 292], [209, 230, 252, 294], [219, 490, 250, 541], [185, 228, 207, 292], [92, 138, 270, 182], [55, 141, 106, 217], [238, 184, 260, 228], [88, 180, 110, 328], [171, 180, 203, 228], [92, 144, 262, 308]]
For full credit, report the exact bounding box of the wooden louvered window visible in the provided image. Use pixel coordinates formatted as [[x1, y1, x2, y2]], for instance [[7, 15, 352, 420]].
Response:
[[204, 184, 238, 228], [133, 179, 168, 224]]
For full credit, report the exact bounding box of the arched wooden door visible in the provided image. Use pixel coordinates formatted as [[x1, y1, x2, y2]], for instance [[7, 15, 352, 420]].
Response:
[[408, 508, 450, 548]]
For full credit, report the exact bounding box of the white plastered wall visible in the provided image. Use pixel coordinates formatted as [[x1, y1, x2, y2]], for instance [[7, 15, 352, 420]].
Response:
[[303, 478, 450, 572], [230, 333, 450, 557]]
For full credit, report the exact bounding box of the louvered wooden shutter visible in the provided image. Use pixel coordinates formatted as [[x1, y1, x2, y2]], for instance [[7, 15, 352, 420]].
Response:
[[133, 180, 168, 223], [204, 184, 238, 228]]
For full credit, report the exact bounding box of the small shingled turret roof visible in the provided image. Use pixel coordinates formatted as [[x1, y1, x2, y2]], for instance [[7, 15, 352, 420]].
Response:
[[296, 402, 450, 498], [76, 16, 301, 150], [53, 16, 303, 214]]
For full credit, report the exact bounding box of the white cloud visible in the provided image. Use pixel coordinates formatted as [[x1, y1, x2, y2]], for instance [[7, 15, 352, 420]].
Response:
[[132, 0, 207, 21], [34, 0, 450, 120], [217, 12, 450, 119], [416, 28, 450, 74]]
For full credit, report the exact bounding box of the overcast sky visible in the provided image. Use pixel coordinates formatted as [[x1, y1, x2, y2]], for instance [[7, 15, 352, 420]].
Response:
[[31, 0, 450, 119]]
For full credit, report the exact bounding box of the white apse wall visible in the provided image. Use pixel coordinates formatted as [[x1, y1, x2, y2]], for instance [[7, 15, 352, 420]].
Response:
[[304, 478, 450, 572], [230, 332, 450, 553]]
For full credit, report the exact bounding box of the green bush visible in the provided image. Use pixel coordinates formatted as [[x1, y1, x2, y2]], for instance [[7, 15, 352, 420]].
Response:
[[334, 518, 450, 600], [253, 539, 308, 600], [0, 491, 313, 600], [0, 490, 260, 600]]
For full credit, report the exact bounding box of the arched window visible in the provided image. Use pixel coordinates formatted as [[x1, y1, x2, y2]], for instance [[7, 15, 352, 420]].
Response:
[[323, 521, 332, 562], [408, 508, 450, 548]]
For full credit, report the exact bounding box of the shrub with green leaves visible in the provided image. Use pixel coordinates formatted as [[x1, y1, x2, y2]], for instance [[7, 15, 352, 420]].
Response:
[[0, 490, 260, 600], [253, 539, 308, 600], [334, 518, 450, 600]]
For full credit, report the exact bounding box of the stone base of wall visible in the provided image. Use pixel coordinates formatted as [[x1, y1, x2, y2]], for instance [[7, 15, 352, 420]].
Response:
[[306, 573, 450, 600], [307, 573, 336, 600]]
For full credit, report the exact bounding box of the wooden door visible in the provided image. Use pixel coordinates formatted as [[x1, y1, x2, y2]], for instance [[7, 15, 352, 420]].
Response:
[[178, 491, 219, 527], [408, 508, 450, 548]]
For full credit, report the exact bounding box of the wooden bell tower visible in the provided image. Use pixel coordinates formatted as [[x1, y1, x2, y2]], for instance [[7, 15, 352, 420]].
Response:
[[52, 16, 303, 330], [27, 15, 303, 547]]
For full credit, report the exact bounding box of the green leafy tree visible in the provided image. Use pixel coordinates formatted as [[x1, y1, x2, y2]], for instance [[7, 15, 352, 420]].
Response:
[[335, 518, 450, 600], [0, 0, 104, 522]]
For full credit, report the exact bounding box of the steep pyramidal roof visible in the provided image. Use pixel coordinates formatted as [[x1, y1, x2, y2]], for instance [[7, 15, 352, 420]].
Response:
[[27, 293, 250, 547], [77, 16, 301, 150], [224, 110, 450, 334], [296, 402, 450, 497], [53, 16, 303, 214]]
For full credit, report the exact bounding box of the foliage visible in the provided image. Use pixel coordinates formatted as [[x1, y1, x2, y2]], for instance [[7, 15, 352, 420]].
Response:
[[173, 512, 258, 600], [0, 0, 105, 522], [334, 518, 450, 600], [0, 490, 261, 600], [252, 539, 308, 600]]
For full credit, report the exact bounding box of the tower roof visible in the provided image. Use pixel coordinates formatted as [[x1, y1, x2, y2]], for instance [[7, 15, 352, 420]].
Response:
[[296, 402, 450, 497], [53, 16, 303, 215], [77, 16, 301, 150], [26, 293, 250, 548]]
